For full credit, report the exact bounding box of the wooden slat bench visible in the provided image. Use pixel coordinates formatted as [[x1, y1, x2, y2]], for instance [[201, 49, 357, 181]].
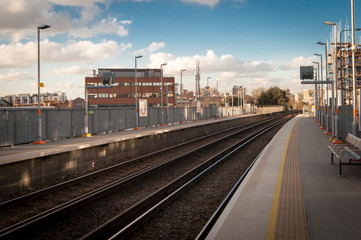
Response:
[[328, 133, 361, 176]]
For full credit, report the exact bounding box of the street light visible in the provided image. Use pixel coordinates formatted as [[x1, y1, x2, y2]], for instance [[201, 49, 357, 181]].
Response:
[[179, 69, 186, 124], [317, 41, 332, 134], [160, 63, 167, 126], [351, 0, 359, 136], [314, 53, 325, 128], [324, 21, 340, 140], [206, 77, 211, 97], [134, 55, 143, 130], [34, 24, 50, 144], [180, 69, 186, 96], [312, 61, 320, 121]]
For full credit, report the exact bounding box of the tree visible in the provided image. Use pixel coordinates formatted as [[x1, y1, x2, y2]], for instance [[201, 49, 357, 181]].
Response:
[[257, 86, 289, 106], [251, 87, 266, 104]]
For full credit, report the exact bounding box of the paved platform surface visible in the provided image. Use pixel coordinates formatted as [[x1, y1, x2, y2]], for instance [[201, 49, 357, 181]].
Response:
[[207, 115, 361, 240]]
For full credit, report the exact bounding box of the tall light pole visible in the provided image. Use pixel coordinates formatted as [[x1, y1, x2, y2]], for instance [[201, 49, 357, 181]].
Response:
[[317, 41, 332, 134], [180, 69, 186, 123], [180, 69, 186, 96], [34, 24, 50, 144], [206, 77, 211, 97], [134, 55, 143, 130], [324, 21, 340, 140], [351, 0, 359, 136], [313, 61, 320, 121], [160, 63, 167, 126], [314, 53, 325, 128]]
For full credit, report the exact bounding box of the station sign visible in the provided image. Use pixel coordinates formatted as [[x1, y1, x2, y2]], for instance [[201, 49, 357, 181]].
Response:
[[300, 66, 314, 80], [139, 99, 148, 117]]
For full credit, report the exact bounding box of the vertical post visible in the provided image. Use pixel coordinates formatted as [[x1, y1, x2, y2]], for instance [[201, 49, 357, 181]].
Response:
[[84, 84, 89, 136], [134, 55, 142, 130], [37, 27, 41, 142], [326, 41, 332, 134], [166, 85, 169, 124], [160, 63, 167, 126], [351, 0, 359, 136], [333, 23, 340, 140], [34, 25, 50, 144]]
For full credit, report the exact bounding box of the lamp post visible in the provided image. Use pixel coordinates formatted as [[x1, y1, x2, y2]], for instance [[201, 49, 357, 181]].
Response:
[[180, 69, 186, 96], [34, 24, 50, 144], [324, 21, 340, 140], [180, 69, 186, 123], [206, 77, 211, 97], [317, 41, 332, 134], [314, 53, 325, 128], [134, 55, 143, 130], [312, 61, 320, 121], [351, 0, 359, 136], [160, 63, 167, 126]]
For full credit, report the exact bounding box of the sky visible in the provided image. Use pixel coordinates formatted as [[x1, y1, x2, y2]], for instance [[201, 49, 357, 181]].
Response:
[[0, 0, 360, 100]]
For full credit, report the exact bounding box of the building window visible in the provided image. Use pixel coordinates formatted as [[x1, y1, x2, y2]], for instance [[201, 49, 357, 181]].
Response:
[[98, 93, 109, 98], [142, 82, 152, 86], [164, 82, 173, 86], [131, 93, 141, 97], [87, 83, 97, 86], [153, 82, 161, 86], [153, 93, 160, 97], [143, 93, 152, 97], [121, 93, 131, 98], [110, 93, 120, 98], [121, 82, 131, 86], [88, 94, 97, 98]]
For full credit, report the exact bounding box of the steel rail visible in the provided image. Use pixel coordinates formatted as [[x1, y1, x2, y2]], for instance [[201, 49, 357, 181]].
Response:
[[0, 115, 288, 239], [1, 115, 279, 209], [84, 116, 293, 240]]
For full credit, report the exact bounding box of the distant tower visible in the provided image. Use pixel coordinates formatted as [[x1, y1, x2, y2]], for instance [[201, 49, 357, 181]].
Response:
[[195, 60, 200, 100]]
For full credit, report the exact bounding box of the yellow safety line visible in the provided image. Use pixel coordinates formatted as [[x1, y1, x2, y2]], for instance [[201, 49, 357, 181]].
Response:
[[265, 120, 297, 240]]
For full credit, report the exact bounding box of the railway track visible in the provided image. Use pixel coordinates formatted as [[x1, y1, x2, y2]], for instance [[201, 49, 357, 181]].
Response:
[[0, 113, 295, 239]]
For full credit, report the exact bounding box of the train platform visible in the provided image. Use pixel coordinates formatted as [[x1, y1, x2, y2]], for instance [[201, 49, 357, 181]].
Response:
[[0, 116, 240, 165], [206, 115, 361, 240]]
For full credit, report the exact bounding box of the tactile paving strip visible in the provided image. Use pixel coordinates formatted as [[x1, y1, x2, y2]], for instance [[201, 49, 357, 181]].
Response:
[[274, 119, 309, 240]]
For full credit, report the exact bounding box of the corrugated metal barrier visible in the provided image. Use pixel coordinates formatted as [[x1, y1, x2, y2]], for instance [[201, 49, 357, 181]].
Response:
[[0, 106, 284, 146]]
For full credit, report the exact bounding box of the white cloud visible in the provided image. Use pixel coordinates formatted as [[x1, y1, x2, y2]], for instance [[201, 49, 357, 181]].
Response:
[[49, 0, 109, 7], [0, 0, 72, 42], [53, 66, 89, 75], [147, 42, 166, 53], [0, 40, 132, 68], [147, 50, 276, 77], [0, 69, 33, 82], [181, 0, 220, 8], [70, 18, 132, 38], [56, 81, 79, 89], [280, 56, 317, 70], [180, 0, 245, 8]]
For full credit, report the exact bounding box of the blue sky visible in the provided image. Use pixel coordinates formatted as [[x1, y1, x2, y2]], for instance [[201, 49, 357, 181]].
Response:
[[0, 0, 360, 99]]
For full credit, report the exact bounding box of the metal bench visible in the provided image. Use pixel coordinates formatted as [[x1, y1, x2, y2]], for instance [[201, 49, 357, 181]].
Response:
[[328, 133, 361, 176]]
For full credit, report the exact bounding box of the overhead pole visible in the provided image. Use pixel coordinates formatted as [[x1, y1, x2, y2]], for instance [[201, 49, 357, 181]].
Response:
[[351, 0, 359, 136]]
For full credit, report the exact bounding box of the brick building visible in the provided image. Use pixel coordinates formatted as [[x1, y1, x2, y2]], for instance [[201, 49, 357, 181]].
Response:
[[85, 68, 175, 107]]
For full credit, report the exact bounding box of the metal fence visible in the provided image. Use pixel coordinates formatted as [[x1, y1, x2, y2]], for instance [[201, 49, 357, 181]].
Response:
[[0, 105, 284, 146]]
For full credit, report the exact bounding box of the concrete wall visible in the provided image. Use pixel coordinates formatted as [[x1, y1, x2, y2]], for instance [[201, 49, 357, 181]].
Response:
[[0, 113, 282, 196]]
